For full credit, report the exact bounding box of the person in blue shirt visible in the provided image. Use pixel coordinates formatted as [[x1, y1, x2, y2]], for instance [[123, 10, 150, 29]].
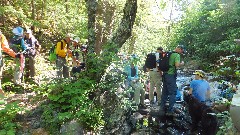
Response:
[[189, 70, 211, 103], [124, 56, 145, 108], [10, 26, 27, 85]]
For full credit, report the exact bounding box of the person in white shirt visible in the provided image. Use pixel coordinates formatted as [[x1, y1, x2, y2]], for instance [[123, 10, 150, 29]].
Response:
[[147, 47, 164, 106]]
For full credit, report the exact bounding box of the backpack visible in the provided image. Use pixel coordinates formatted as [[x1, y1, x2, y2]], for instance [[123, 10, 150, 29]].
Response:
[[158, 51, 175, 72], [49, 40, 63, 62], [144, 53, 156, 69]]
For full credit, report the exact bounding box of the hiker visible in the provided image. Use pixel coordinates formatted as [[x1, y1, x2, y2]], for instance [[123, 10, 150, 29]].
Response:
[[10, 26, 27, 85], [124, 55, 145, 109], [56, 34, 72, 78], [24, 29, 40, 82], [71, 37, 85, 67], [160, 45, 185, 116], [0, 29, 20, 95], [146, 47, 164, 106], [189, 70, 211, 103]]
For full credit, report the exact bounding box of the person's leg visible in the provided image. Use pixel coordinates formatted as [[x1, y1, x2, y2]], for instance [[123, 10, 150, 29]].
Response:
[[29, 56, 36, 78], [13, 58, 22, 84], [165, 74, 177, 113], [63, 58, 69, 78], [149, 71, 155, 104], [138, 82, 145, 105], [155, 75, 162, 105], [25, 56, 30, 79], [160, 74, 168, 110], [56, 57, 64, 78], [132, 81, 140, 105]]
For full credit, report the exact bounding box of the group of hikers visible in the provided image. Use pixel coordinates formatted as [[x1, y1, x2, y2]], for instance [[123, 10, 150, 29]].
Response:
[[53, 34, 87, 79], [124, 45, 211, 122], [0, 27, 87, 97], [0, 27, 40, 96]]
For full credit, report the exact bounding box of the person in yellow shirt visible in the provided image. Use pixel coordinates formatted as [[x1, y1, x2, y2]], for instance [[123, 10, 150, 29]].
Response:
[[0, 30, 20, 96], [56, 34, 72, 78]]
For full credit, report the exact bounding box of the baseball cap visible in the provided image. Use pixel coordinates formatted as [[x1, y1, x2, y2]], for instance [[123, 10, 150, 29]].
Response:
[[26, 29, 32, 34], [193, 70, 205, 78], [177, 45, 186, 54]]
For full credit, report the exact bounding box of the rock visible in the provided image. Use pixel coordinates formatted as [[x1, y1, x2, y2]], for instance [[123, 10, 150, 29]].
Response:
[[230, 93, 240, 132], [60, 120, 84, 135], [31, 128, 49, 135]]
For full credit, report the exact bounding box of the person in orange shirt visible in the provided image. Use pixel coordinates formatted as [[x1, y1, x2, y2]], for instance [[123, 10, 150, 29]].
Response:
[[0, 30, 20, 96]]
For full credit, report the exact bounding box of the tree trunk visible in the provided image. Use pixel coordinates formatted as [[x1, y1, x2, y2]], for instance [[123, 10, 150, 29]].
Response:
[[85, 0, 137, 82], [95, 1, 116, 55]]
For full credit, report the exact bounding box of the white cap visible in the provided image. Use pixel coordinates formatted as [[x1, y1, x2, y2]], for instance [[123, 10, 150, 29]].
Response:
[[26, 29, 32, 34], [73, 37, 80, 43]]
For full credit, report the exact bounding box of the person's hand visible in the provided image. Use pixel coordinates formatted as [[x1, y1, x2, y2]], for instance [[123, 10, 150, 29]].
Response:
[[180, 61, 184, 66], [15, 53, 21, 58]]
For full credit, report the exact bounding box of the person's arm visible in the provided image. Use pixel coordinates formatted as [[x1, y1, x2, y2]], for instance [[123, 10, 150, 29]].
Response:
[[134, 66, 139, 80], [21, 38, 27, 51], [206, 83, 211, 100], [1, 35, 16, 58], [189, 88, 193, 95], [174, 54, 184, 67]]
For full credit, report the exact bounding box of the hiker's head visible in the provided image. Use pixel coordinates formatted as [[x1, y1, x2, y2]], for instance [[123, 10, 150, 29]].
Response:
[[12, 26, 24, 36], [193, 70, 205, 79], [25, 29, 32, 39], [73, 37, 80, 46], [175, 45, 186, 54], [157, 47, 163, 53], [65, 34, 72, 43]]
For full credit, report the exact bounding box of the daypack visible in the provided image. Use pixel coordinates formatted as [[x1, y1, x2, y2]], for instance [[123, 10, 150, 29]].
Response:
[[158, 51, 175, 72], [144, 53, 156, 69], [49, 40, 63, 62]]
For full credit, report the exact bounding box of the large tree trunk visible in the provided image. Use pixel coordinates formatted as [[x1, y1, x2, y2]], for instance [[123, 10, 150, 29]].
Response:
[[95, 1, 116, 55], [85, 0, 137, 82]]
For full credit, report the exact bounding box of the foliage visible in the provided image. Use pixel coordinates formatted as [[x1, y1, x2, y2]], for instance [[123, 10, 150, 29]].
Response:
[[0, 102, 23, 135], [216, 111, 235, 135], [40, 77, 104, 133], [166, 0, 240, 71], [213, 55, 240, 83]]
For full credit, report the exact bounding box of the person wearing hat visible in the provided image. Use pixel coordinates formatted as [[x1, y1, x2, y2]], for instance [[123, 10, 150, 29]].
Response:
[[71, 37, 81, 67], [0, 30, 21, 96], [10, 26, 27, 85], [189, 70, 211, 102], [56, 34, 72, 78], [24, 29, 40, 82], [160, 45, 185, 116], [146, 47, 164, 106]]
